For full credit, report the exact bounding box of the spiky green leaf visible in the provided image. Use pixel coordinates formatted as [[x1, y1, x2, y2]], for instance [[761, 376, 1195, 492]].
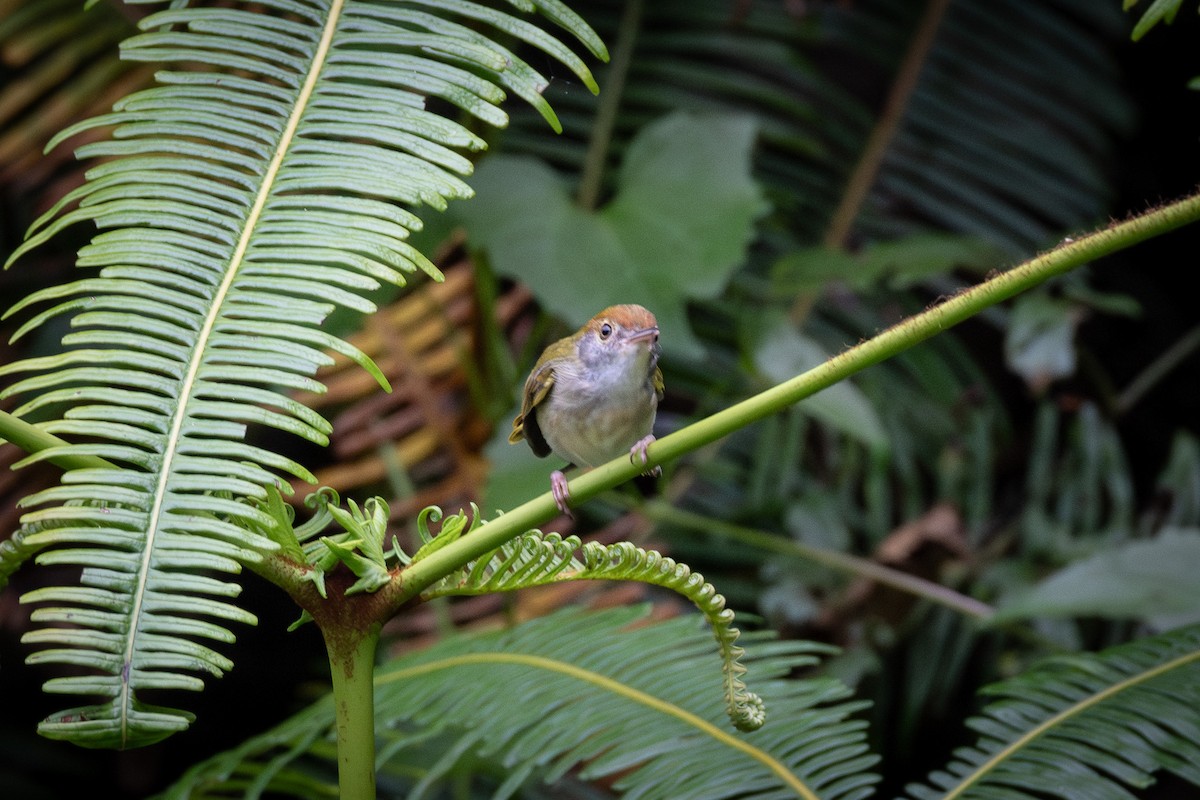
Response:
[[2, 0, 603, 748], [904, 624, 1200, 799]]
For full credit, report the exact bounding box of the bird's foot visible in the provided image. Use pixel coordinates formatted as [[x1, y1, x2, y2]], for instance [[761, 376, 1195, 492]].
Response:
[[629, 435, 661, 477], [550, 469, 573, 518]]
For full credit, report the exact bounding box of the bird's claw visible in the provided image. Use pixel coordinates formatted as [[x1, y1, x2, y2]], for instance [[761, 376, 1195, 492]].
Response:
[[629, 435, 661, 477], [550, 469, 573, 518]]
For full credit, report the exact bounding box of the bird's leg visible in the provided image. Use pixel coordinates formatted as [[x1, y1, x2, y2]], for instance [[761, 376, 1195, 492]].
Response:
[[550, 469, 573, 518], [629, 435, 661, 478]]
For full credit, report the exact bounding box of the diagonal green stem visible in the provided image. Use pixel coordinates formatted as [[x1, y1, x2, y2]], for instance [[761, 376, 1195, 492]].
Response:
[[390, 191, 1200, 608]]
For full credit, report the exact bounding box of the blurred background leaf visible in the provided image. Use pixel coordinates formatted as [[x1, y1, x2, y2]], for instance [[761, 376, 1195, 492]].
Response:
[[455, 110, 768, 358], [992, 527, 1200, 625]]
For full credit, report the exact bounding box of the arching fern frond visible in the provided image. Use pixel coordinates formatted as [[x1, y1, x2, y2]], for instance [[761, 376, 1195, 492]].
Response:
[[160, 605, 878, 800], [420, 508, 766, 731], [0, 0, 604, 749], [250, 499, 768, 733], [903, 623, 1200, 799]]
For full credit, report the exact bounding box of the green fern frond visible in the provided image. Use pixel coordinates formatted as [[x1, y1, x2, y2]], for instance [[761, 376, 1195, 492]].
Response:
[[418, 509, 763, 731], [251, 498, 768, 733], [903, 623, 1200, 799], [159, 606, 878, 800], [581, 539, 768, 731], [1, 0, 603, 749], [414, 505, 581, 587]]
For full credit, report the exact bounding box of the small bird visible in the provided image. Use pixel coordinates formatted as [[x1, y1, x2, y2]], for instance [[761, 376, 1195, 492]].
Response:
[[509, 304, 664, 516]]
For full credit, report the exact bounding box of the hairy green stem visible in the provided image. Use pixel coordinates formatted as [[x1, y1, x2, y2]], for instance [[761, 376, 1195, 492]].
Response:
[[324, 625, 381, 800], [393, 191, 1200, 606]]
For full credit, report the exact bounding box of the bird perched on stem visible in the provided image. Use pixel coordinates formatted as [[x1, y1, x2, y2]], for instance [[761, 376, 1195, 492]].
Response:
[[509, 304, 664, 517]]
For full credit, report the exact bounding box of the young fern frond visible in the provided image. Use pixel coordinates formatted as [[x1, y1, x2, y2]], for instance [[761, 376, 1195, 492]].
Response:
[[160, 605, 878, 800], [904, 623, 1200, 799], [579, 540, 768, 732], [0, 0, 604, 749], [252, 497, 771, 734], [420, 508, 766, 731]]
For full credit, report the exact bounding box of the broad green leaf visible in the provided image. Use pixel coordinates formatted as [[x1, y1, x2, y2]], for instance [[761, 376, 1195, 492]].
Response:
[[751, 317, 889, 451], [992, 528, 1200, 625], [773, 234, 996, 292], [458, 111, 768, 358], [1004, 292, 1081, 392], [1126, 0, 1185, 40]]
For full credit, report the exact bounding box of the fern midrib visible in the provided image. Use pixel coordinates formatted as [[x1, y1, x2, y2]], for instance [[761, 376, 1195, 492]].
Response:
[[942, 647, 1200, 798], [378, 652, 819, 799], [118, 1, 346, 745]]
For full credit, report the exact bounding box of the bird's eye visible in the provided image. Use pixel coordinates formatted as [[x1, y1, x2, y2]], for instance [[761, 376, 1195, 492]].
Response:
[[599, 322, 613, 339]]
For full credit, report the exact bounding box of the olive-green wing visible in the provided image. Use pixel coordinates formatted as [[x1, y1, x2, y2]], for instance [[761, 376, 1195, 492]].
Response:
[[509, 361, 555, 457], [652, 365, 664, 402]]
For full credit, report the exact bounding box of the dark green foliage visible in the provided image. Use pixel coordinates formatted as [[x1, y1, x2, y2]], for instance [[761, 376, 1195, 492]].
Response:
[[904, 624, 1200, 799], [161, 605, 878, 800]]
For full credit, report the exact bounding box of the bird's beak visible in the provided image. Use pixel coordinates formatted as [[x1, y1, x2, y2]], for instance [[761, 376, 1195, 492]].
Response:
[[624, 326, 659, 345]]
